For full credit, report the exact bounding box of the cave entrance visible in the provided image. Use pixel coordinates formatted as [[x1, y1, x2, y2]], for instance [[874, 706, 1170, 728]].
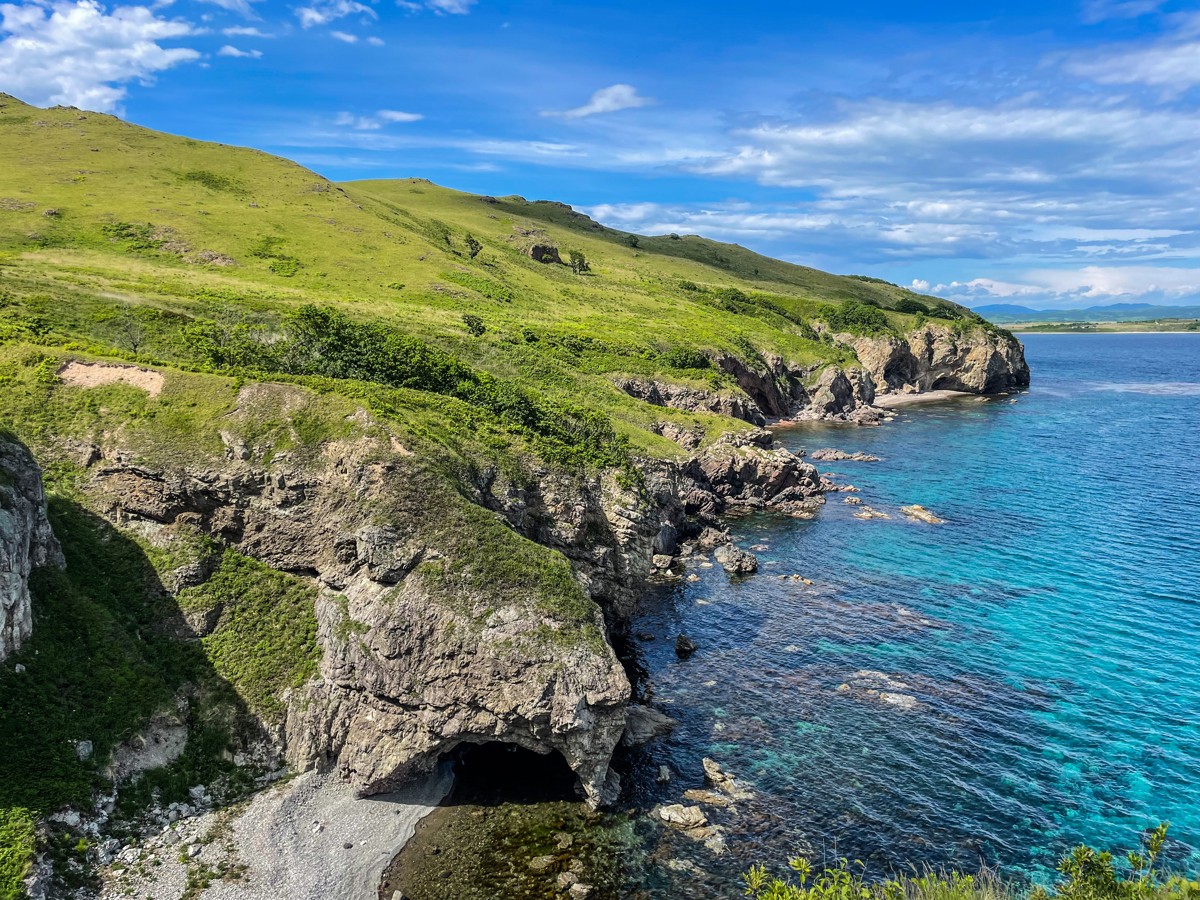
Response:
[[441, 741, 582, 806]]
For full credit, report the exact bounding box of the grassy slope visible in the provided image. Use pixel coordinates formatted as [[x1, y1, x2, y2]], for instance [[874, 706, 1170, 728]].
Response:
[[0, 92, 982, 457], [0, 92, 998, 896]]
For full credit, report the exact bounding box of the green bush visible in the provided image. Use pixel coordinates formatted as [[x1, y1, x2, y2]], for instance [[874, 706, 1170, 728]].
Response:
[[745, 825, 1200, 900], [820, 300, 891, 335], [895, 297, 930, 315]]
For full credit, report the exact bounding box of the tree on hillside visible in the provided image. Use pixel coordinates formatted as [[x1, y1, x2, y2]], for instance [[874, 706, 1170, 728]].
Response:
[[568, 250, 590, 275]]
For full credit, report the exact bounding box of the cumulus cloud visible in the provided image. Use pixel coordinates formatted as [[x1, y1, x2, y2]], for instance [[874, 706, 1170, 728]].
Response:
[[335, 108, 422, 129], [366, 34, 383, 45], [543, 84, 652, 119], [217, 44, 261, 58], [295, 0, 374, 28], [0, 0, 199, 112], [330, 29, 356, 41]]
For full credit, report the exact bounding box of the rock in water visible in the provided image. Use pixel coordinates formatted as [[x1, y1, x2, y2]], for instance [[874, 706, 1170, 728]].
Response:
[[0, 435, 64, 662], [675, 634, 698, 658], [714, 543, 758, 575], [658, 804, 708, 829], [900, 504, 945, 524], [621, 705, 677, 747], [809, 448, 881, 462]]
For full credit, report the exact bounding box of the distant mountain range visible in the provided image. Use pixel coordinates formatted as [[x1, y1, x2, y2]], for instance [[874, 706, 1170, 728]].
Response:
[[974, 303, 1200, 323]]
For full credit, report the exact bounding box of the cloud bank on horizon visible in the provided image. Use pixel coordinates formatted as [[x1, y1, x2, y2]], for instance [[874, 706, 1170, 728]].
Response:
[[1, 0, 1199, 310]]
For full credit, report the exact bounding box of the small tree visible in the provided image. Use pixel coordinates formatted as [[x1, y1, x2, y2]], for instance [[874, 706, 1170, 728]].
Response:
[[465, 234, 483, 260], [116, 308, 148, 355], [568, 250, 590, 275]]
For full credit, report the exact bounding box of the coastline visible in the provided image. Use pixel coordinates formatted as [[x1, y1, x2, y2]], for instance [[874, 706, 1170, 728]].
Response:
[[871, 390, 979, 409]]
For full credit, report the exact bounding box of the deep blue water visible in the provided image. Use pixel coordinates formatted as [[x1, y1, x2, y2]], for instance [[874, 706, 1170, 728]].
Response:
[[629, 334, 1200, 889]]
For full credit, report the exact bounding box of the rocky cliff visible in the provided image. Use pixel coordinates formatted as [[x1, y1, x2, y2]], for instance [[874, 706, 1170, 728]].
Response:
[[0, 434, 63, 662], [615, 324, 1027, 432], [847, 323, 1031, 395], [54, 381, 821, 809]]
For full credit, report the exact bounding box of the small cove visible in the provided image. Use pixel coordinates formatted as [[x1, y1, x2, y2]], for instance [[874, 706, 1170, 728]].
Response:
[[385, 334, 1200, 898]]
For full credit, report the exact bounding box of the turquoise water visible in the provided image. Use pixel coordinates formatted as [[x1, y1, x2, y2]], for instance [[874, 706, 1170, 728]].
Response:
[[628, 334, 1200, 890]]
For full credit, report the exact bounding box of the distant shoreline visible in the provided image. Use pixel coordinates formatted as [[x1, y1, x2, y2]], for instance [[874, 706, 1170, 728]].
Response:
[[1015, 330, 1200, 335]]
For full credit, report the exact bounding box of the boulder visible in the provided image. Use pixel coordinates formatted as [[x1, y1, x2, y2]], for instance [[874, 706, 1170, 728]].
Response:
[[658, 804, 707, 829], [714, 543, 758, 575]]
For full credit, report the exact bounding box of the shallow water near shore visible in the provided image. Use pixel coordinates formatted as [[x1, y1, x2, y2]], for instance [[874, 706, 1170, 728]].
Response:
[[387, 333, 1200, 898]]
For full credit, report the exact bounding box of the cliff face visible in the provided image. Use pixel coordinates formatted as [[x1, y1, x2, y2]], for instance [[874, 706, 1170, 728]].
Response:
[[55, 381, 824, 808], [615, 324, 1028, 434], [0, 435, 63, 662], [848, 324, 1031, 395]]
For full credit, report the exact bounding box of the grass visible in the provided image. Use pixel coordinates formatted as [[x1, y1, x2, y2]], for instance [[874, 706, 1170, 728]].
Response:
[[177, 551, 320, 722], [0, 91, 1015, 465]]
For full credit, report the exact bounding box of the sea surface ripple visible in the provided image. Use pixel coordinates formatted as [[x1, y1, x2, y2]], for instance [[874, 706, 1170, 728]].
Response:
[[628, 334, 1200, 889]]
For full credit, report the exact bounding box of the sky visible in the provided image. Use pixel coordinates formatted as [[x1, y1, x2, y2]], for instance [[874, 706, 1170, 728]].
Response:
[[3, 0, 1200, 310]]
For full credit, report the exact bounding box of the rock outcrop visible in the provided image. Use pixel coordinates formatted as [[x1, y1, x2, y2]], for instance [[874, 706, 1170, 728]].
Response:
[[34, 379, 826, 810], [615, 378, 765, 425], [0, 435, 63, 662], [848, 323, 1030, 396]]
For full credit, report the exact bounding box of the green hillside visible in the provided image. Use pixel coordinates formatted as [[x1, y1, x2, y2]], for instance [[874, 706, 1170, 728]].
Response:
[[0, 92, 993, 461]]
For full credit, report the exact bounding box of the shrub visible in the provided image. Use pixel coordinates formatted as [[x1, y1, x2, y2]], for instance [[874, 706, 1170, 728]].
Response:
[[462, 314, 485, 336], [746, 825, 1199, 900], [820, 300, 891, 335], [895, 297, 929, 315], [465, 234, 483, 259], [568, 250, 590, 275], [658, 346, 710, 370]]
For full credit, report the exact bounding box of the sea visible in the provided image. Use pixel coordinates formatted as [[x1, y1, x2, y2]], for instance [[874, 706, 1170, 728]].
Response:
[[388, 333, 1200, 899]]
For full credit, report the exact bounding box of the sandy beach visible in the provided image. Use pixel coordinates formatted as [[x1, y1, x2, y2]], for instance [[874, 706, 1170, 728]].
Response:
[[101, 770, 451, 900], [872, 390, 980, 409]]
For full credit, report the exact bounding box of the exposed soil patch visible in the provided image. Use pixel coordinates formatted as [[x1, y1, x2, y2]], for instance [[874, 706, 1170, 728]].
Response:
[[58, 362, 165, 396]]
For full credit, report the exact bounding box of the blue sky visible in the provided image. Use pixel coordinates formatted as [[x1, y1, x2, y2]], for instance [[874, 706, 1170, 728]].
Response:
[[3, 0, 1200, 309]]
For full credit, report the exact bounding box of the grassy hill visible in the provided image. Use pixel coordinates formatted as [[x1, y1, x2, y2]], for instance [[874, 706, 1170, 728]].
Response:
[[0, 92, 995, 461]]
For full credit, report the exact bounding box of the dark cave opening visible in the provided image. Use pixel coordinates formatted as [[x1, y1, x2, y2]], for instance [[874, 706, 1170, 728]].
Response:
[[441, 741, 583, 806]]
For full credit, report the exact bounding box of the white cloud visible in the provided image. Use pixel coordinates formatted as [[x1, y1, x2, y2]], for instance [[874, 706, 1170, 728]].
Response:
[[335, 108, 422, 129], [1067, 38, 1200, 89], [1080, 0, 1164, 24], [366, 34, 382, 45], [295, 0, 374, 28], [0, 0, 199, 112], [396, 0, 475, 13], [377, 108, 421, 122], [217, 43, 260, 58], [928, 266, 1200, 308], [330, 29, 356, 41], [191, 0, 255, 15], [543, 83, 652, 119], [222, 25, 270, 36]]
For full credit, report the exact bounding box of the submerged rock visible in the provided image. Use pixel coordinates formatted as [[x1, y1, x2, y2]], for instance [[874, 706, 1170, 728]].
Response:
[[621, 705, 677, 747], [809, 448, 881, 462], [675, 634, 698, 658], [900, 504, 945, 524]]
